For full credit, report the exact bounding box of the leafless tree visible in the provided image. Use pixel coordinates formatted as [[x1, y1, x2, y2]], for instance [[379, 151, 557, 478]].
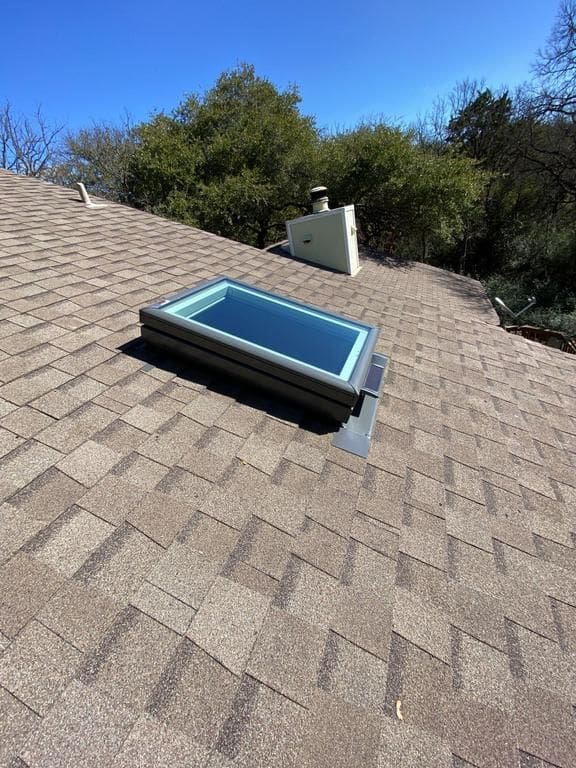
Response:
[[533, 0, 576, 118], [0, 102, 65, 176], [52, 112, 139, 202], [411, 79, 487, 149], [520, 1, 576, 203]]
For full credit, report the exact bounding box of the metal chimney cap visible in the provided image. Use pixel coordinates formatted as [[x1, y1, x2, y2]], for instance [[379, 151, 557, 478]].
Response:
[[310, 186, 328, 202]]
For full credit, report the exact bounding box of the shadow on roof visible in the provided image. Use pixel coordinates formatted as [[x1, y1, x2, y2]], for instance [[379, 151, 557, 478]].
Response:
[[264, 243, 416, 273], [360, 248, 416, 270], [119, 337, 337, 436], [264, 243, 345, 274], [432, 269, 498, 321]]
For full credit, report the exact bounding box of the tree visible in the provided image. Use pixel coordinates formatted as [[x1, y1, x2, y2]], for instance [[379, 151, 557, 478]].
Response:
[[446, 89, 514, 170], [320, 122, 486, 260], [128, 113, 201, 214], [524, 1, 576, 203], [534, 0, 576, 118], [442, 88, 523, 275], [0, 102, 64, 176], [54, 115, 139, 203], [130, 64, 320, 247], [404, 148, 488, 264], [412, 79, 487, 151], [321, 124, 415, 251]]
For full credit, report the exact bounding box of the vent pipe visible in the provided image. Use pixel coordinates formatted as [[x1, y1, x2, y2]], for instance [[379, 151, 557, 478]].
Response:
[[75, 182, 107, 209], [311, 186, 329, 214], [76, 182, 92, 205]]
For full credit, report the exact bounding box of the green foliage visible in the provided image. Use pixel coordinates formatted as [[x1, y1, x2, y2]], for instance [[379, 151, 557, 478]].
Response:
[[56, 21, 575, 338], [446, 89, 514, 169], [483, 221, 576, 336], [399, 148, 487, 261], [485, 274, 576, 336], [129, 114, 201, 217], [55, 119, 139, 202], [129, 64, 319, 247], [57, 67, 485, 264], [320, 123, 486, 258], [320, 124, 413, 251]]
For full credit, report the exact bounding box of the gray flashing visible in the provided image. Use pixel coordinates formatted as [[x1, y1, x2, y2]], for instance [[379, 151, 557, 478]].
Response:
[[331, 354, 389, 458]]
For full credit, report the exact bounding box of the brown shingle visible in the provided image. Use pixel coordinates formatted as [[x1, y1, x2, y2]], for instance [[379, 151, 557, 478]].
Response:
[[137, 413, 205, 466], [2, 169, 576, 767], [111, 451, 169, 490], [0, 365, 72, 405], [0, 553, 64, 638], [38, 580, 123, 652], [129, 581, 195, 634], [56, 439, 121, 486], [22, 505, 114, 576], [215, 676, 306, 767], [78, 475, 145, 524], [297, 689, 382, 768], [0, 620, 82, 714], [75, 523, 163, 601], [0, 440, 63, 499], [178, 427, 242, 481], [227, 515, 292, 580], [80, 606, 180, 710], [7, 466, 85, 522], [148, 541, 220, 608], [21, 680, 137, 768], [187, 576, 270, 675], [0, 404, 56, 437], [110, 714, 209, 768], [512, 682, 576, 767], [149, 639, 239, 751], [376, 716, 452, 767], [181, 391, 232, 427], [248, 608, 325, 706], [319, 630, 388, 713], [292, 517, 347, 577], [35, 401, 116, 453], [0, 687, 40, 767]]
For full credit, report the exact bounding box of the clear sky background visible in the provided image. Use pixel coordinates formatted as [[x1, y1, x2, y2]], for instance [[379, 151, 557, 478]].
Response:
[[0, 0, 560, 133]]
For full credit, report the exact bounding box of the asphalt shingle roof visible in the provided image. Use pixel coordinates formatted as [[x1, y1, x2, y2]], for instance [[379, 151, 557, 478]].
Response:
[[1, 169, 576, 767]]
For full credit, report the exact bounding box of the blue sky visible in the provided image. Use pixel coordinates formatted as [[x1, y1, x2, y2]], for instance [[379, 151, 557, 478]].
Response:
[[1, 0, 560, 133]]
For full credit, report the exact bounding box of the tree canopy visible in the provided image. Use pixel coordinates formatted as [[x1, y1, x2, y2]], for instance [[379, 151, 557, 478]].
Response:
[[320, 123, 485, 258], [56, 64, 487, 258], [6, 3, 576, 336], [129, 64, 320, 247], [53, 116, 139, 202]]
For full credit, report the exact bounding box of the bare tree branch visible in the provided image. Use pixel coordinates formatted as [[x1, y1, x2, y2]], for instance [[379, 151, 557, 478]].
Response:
[[533, 1, 576, 117], [52, 114, 139, 202], [0, 102, 65, 176]]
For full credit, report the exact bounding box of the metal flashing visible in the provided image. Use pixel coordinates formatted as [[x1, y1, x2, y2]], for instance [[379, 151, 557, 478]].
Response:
[[331, 353, 389, 457]]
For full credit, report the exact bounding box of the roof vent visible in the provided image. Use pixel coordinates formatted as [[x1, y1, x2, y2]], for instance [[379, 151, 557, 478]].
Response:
[[310, 186, 329, 214], [76, 182, 107, 209]]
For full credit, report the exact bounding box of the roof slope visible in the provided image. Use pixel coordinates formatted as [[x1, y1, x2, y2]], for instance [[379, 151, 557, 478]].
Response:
[[0, 169, 575, 768]]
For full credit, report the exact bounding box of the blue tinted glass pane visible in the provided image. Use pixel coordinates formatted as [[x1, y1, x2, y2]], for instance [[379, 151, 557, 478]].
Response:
[[164, 281, 368, 378]]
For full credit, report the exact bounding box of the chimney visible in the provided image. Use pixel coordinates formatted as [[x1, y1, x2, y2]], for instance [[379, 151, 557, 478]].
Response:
[[285, 186, 360, 275]]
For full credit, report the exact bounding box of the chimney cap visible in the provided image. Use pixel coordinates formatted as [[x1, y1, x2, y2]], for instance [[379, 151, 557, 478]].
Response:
[[310, 186, 328, 202]]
